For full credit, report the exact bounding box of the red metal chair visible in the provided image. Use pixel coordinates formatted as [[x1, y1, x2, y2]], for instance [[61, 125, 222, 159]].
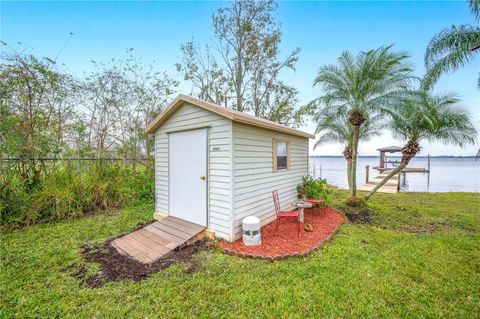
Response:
[[272, 190, 301, 237]]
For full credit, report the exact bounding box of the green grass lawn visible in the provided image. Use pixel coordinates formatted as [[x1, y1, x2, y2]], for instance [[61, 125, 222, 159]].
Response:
[[1, 191, 480, 318]]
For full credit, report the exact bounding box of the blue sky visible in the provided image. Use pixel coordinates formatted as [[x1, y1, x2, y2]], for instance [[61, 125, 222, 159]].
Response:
[[2, 1, 479, 156]]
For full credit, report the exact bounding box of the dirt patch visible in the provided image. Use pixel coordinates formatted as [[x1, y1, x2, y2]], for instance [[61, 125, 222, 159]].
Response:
[[65, 238, 211, 288], [335, 205, 373, 224], [345, 196, 363, 207], [344, 209, 372, 224]]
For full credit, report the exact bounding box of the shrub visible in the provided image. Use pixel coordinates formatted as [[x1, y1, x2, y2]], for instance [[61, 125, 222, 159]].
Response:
[[297, 176, 331, 200], [0, 161, 154, 229]]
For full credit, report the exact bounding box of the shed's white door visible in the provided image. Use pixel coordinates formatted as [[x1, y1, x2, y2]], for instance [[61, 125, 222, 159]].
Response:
[[169, 128, 208, 227]]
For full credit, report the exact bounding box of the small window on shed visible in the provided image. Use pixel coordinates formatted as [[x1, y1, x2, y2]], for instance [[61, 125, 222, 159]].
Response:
[[273, 140, 290, 172]]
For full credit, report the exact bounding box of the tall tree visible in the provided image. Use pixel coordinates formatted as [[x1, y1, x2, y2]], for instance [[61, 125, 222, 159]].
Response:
[[313, 46, 413, 203], [364, 92, 477, 200], [77, 52, 177, 159], [0, 49, 74, 188], [177, 0, 309, 127], [77, 58, 132, 158], [423, 0, 480, 88], [175, 42, 229, 105], [123, 58, 178, 158], [212, 0, 277, 112], [314, 112, 382, 190]]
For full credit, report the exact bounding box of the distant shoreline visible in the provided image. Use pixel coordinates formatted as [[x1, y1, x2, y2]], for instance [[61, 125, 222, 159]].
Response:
[[310, 155, 478, 159]]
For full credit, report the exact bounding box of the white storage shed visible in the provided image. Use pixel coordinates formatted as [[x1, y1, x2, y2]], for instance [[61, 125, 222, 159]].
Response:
[[146, 94, 314, 242]]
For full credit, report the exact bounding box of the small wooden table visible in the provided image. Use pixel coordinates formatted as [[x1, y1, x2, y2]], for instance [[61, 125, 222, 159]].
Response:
[[294, 200, 312, 223]]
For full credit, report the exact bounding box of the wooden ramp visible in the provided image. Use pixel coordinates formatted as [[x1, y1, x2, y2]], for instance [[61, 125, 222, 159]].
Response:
[[111, 216, 205, 264], [359, 171, 399, 194]]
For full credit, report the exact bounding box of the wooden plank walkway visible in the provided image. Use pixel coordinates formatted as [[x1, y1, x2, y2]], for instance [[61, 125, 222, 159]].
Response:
[[359, 171, 400, 194], [373, 166, 429, 173], [111, 216, 205, 264]]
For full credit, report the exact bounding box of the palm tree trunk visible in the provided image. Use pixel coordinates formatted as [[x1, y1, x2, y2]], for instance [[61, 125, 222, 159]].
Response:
[[342, 146, 353, 191], [350, 126, 360, 197], [364, 163, 407, 200], [347, 161, 352, 190]]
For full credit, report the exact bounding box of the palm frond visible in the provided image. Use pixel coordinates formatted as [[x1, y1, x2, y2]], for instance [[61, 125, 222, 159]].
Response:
[[386, 91, 478, 147], [423, 25, 480, 88], [312, 45, 419, 160], [470, 0, 480, 21], [313, 104, 386, 150], [314, 132, 346, 149], [314, 45, 414, 116]]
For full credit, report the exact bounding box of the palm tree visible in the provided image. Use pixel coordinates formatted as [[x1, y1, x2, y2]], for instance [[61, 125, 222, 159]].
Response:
[[423, 0, 480, 89], [313, 112, 382, 190], [313, 45, 413, 202], [364, 91, 477, 200]]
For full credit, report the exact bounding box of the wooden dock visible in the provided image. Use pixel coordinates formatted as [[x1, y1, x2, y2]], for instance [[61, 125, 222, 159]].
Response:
[[359, 171, 400, 194], [373, 166, 429, 173], [359, 146, 431, 194]]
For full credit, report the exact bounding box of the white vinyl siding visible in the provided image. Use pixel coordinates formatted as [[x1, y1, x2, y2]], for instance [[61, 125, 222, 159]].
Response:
[[232, 122, 308, 240], [154, 103, 233, 240]]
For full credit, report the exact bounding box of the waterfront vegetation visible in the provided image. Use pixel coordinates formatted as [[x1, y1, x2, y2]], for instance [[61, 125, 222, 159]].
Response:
[[0, 161, 154, 229], [1, 190, 479, 318], [363, 92, 477, 200], [312, 45, 414, 202], [312, 50, 477, 205], [312, 0, 479, 204]]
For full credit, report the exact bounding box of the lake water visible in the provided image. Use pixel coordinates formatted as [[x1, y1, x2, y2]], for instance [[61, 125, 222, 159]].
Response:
[[309, 156, 480, 192]]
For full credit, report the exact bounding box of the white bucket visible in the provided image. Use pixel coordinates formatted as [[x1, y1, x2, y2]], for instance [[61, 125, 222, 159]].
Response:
[[242, 216, 261, 246]]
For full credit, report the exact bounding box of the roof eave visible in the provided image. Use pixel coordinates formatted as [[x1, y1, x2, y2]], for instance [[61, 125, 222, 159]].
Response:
[[145, 95, 184, 134], [145, 94, 315, 139], [232, 115, 314, 139]]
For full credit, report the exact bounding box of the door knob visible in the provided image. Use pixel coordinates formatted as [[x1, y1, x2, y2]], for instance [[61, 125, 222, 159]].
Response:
[[200, 176, 206, 180]]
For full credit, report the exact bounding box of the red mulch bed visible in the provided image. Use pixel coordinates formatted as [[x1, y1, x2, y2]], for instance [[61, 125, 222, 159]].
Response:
[[217, 206, 345, 260]]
